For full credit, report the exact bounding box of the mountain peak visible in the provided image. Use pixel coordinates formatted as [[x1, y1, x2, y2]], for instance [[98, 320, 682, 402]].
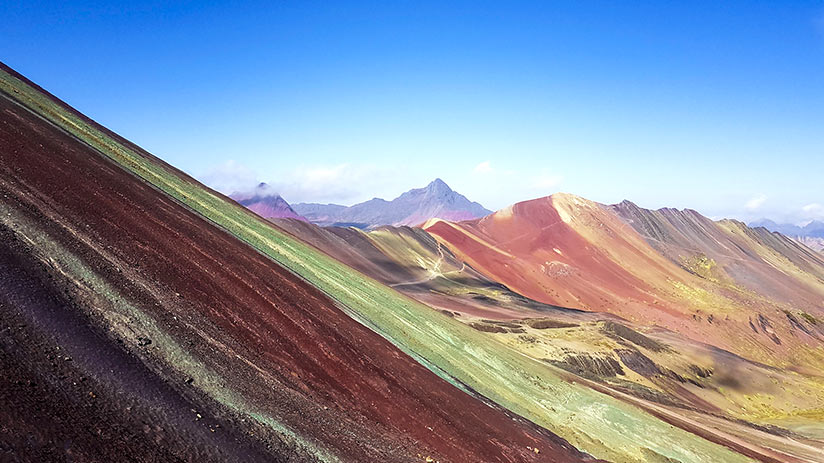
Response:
[[294, 178, 490, 227], [230, 187, 307, 222], [425, 178, 452, 195], [428, 177, 449, 188]]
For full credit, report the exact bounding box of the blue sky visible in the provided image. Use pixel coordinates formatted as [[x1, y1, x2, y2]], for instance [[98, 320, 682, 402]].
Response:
[[3, 1, 824, 223]]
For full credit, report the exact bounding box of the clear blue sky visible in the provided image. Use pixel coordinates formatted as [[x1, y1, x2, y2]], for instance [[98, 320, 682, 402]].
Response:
[[3, 1, 823, 223]]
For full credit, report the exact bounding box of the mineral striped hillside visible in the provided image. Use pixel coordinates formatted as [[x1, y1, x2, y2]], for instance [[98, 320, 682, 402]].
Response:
[[3, 60, 821, 463], [0, 62, 594, 463]]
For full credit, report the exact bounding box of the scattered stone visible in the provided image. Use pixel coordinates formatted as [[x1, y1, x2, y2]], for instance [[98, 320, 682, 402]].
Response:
[[554, 353, 624, 378], [602, 321, 667, 352], [469, 322, 507, 333], [526, 318, 577, 329], [688, 364, 713, 379], [615, 348, 661, 377]]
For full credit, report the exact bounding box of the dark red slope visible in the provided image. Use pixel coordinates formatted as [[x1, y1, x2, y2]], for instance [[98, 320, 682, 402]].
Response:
[[0, 82, 593, 462], [0, 235, 278, 463]]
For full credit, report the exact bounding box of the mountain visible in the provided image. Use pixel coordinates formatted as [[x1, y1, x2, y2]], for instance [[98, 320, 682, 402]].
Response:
[[422, 194, 824, 460], [293, 178, 491, 228], [1, 62, 771, 463], [749, 218, 803, 236], [613, 201, 824, 306], [425, 194, 824, 374], [761, 219, 824, 252], [796, 236, 824, 253], [230, 183, 307, 221], [277, 214, 824, 463], [750, 219, 824, 252], [808, 220, 824, 237], [272, 217, 575, 320], [0, 62, 598, 463], [286, 202, 345, 223]]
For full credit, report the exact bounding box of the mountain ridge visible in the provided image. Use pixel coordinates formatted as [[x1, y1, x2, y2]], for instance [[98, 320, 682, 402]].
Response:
[[425, 193, 824, 375], [750, 218, 824, 252], [293, 178, 491, 228], [750, 218, 824, 238]]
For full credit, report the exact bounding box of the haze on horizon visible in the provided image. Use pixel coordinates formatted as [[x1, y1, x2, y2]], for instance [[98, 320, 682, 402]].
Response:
[[3, 1, 823, 224]]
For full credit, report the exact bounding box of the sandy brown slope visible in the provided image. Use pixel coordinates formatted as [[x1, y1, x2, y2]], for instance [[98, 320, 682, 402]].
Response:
[[0, 69, 595, 462]]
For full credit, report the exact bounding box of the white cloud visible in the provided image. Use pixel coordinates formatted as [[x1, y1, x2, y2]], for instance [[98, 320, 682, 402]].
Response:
[[802, 203, 824, 219], [198, 160, 260, 195], [473, 160, 493, 174], [295, 164, 352, 189], [275, 163, 365, 203], [744, 194, 767, 211], [802, 203, 822, 213], [198, 160, 408, 205], [531, 172, 563, 191]]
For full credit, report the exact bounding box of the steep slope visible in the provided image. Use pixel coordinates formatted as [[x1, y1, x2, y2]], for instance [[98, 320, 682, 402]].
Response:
[[612, 201, 824, 312], [0, 65, 595, 462], [425, 194, 684, 314], [274, 219, 824, 462], [231, 183, 307, 221], [0, 63, 759, 463], [750, 219, 824, 239], [294, 178, 490, 227], [425, 194, 824, 373], [797, 237, 824, 253], [750, 219, 824, 252]]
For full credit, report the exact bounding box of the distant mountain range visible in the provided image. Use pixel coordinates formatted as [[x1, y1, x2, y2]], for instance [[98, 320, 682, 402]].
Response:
[[749, 218, 824, 237], [230, 183, 307, 221], [750, 218, 824, 252], [293, 178, 491, 228]]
